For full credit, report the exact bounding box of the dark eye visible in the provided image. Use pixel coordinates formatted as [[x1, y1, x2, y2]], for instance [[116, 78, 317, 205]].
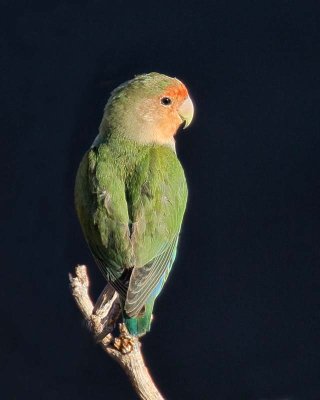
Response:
[[161, 97, 172, 106]]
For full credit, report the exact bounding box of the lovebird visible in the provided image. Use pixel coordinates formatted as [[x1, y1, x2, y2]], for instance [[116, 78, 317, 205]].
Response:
[[75, 72, 194, 336]]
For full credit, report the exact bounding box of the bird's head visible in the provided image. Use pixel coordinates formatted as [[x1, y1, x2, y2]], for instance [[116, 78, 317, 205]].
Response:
[[99, 72, 194, 148]]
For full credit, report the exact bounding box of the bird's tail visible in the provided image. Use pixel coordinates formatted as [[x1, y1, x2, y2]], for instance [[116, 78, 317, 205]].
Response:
[[122, 300, 154, 337]]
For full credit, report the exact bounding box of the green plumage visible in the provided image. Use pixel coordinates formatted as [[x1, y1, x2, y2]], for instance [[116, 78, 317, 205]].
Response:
[[74, 73, 189, 336]]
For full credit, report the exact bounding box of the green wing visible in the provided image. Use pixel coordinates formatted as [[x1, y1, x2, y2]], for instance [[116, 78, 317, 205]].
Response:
[[125, 234, 179, 316], [75, 143, 133, 296], [124, 146, 187, 317], [75, 142, 187, 315]]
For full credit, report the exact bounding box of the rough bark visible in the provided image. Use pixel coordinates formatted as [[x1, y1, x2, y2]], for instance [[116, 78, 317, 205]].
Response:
[[69, 265, 165, 400]]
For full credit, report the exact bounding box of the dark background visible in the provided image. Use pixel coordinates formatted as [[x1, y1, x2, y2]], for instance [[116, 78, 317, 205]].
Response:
[[2, 1, 320, 399]]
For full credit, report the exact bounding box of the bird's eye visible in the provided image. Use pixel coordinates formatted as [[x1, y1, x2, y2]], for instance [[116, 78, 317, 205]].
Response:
[[160, 97, 172, 106]]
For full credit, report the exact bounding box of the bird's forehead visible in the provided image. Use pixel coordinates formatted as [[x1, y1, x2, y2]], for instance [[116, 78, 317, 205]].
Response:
[[162, 82, 188, 99]]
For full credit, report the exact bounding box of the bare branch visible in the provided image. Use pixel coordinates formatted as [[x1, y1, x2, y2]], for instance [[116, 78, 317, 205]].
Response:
[[69, 265, 165, 400]]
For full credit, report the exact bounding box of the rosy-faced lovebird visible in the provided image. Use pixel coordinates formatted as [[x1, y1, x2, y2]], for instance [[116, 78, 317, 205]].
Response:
[[75, 72, 194, 336]]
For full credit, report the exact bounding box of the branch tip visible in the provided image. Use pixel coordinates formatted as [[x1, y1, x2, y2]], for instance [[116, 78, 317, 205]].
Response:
[[69, 264, 164, 400]]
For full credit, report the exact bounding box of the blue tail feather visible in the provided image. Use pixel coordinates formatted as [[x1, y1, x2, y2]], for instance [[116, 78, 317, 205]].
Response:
[[123, 300, 155, 337]]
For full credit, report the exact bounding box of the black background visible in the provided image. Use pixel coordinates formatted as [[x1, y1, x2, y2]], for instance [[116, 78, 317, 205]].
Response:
[[2, 1, 320, 399]]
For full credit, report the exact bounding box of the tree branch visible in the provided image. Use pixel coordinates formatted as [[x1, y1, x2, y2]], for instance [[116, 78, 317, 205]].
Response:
[[69, 265, 165, 400]]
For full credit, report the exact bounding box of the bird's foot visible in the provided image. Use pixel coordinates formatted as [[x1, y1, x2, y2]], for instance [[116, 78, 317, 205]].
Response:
[[113, 323, 135, 354]]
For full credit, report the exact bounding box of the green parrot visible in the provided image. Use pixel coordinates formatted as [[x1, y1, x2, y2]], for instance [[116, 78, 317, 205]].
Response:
[[75, 72, 194, 336]]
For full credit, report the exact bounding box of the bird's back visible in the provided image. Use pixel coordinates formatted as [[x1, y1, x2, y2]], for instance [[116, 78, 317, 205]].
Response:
[[75, 138, 188, 334]]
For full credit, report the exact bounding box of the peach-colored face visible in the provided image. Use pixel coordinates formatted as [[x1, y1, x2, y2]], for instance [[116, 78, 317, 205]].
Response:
[[138, 80, 193, 143], [155, 82, 190, 140]]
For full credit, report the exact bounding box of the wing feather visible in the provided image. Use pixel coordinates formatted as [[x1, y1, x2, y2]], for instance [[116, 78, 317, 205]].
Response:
[[93, 255, 129, 298], [125, 234, 179, 317]]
